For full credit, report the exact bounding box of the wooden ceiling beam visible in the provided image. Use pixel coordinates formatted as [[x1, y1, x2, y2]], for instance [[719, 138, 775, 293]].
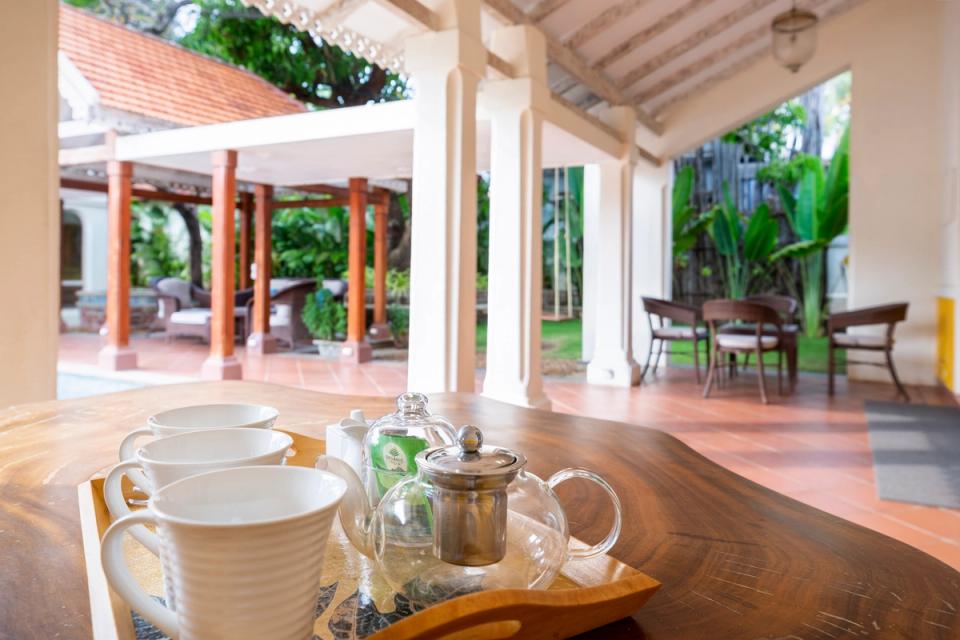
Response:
[[482, 0, 663, 135], [616, 0, 777, 92], [380, 0, 438, 30], [634, 24, 766, 105], [594, 0, 715, 71], [526, 0, 574, 23], [646, 0, 859, 116], [565, 0, 653, 50]]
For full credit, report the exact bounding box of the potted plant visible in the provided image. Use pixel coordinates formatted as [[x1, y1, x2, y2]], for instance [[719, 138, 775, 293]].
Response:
[[388, 304, 409, 348], [302, 287, 346, 358]]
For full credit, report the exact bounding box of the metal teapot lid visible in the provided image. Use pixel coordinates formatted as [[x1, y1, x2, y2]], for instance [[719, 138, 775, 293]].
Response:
[[417, 425, 526, 490]]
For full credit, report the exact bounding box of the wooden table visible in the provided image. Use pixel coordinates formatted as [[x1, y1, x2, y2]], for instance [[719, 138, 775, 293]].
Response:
[[1, 382, 957, 639]]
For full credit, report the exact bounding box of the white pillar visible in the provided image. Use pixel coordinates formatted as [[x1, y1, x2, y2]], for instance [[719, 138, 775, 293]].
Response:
[[405, 0, 485, 393], [585, 107, 641, 387], [631, 162, 671, 369], [481, 25, 550, 409], [581, 167, 599, 363], [0, 0, 58, 406]]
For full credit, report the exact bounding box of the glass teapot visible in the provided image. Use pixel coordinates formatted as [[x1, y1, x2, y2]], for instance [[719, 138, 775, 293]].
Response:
[[317, 425, 622, 605]]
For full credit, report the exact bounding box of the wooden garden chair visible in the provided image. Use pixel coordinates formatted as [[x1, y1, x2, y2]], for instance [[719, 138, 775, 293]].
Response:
[[827, 303, 910, 401], [640, 297, 708, 383], [703, 299, 784, 404]]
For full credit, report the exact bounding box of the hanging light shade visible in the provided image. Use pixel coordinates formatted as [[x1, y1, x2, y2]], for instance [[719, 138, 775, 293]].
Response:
[[771, 5, 819, 73]]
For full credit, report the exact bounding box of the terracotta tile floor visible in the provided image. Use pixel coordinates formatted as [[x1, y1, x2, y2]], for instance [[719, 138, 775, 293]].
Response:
[[58, 333, 960, 571]]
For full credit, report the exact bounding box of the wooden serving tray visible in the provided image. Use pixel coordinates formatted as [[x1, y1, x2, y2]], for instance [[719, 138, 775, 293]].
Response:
[[78, 430, 660, 640]]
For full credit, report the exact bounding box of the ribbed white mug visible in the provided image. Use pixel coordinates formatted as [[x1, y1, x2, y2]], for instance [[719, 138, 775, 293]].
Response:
[[118, 404, 279, 489], [105, 427, 294, 555], [100, 466, 346, 640]]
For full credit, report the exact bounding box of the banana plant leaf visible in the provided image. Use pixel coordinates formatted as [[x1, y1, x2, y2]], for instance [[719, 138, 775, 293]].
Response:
[[743, 202, 778, 261], [721, 182, 743, 244], [712, 204, 739, 257], [770, 239, 825, 262], [817, 125, 850, 241]]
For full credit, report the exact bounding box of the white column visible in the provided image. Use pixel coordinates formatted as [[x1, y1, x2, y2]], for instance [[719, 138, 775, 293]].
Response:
[[481, 25, 550, 409], [581, 167, 599, 363], [405, 0, 486, 393], [585, 107, 641, 387], [631, 162, 671, 368], [0, 0, 58, 406]]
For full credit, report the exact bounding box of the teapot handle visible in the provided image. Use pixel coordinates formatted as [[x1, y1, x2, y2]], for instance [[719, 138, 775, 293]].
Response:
[[547, 468, 623, 560]]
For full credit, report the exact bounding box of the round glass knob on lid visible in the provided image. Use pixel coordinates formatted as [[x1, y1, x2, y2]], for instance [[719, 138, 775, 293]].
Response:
[[417, 426, 526, 566]]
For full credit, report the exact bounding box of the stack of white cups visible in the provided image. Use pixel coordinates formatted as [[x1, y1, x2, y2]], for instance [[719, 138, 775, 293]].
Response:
[[99, 404, 346, 640]]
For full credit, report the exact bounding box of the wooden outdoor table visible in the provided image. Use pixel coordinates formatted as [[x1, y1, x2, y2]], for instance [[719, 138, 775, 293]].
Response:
[[1, 382, 957, 640]]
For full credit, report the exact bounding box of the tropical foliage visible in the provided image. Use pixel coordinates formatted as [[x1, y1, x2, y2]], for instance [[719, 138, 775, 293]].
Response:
[[771, 125, 851, 336], [301, 286, 346, 341], [130, 203, 186, 286], [672, 165, 714, 271], [708, 183, 779, 299]]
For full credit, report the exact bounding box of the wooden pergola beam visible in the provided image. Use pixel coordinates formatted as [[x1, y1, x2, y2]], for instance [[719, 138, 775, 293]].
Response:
[[272, 197, 351, 209], [289, 183, 351, 199], [60, 178, 214, 205]]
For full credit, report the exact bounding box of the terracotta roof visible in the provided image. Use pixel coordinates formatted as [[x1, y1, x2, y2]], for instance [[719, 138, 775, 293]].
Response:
[[59, 4, 306, 127]]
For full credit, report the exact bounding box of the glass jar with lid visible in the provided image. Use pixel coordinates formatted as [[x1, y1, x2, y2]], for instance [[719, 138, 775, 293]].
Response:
[[362, 392, 456, 507]]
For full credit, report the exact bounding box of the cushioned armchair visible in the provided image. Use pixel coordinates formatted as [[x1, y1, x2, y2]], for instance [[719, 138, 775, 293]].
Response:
[[244, 279, 317, 349], [828, 303, 909, 401]]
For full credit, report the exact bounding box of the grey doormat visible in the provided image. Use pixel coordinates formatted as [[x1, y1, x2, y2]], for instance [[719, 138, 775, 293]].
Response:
[[865, 401, 960, 509]]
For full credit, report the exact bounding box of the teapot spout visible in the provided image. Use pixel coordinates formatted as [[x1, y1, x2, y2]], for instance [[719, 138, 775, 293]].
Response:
[[316, 454, 375, 558]]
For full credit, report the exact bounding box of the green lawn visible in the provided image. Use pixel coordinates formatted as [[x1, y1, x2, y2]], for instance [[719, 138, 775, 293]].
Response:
[[477, 318, 843, 373], [660, 333, 844, 374], [476, 318, 583, 360]]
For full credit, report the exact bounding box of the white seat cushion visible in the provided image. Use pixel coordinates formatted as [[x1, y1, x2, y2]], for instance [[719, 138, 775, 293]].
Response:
[[833, 333, 887, 348], [169, 309, 210, 326], [653, 326, 707, 340], [716, 334, 779, 350], [270, 304, 292, 327]]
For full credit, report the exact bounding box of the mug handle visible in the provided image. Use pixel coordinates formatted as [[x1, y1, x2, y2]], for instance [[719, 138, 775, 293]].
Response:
[[547, 468, 623, 560], [103, 460, 160, 556], [118, 428, 152, 490], [100, 509, 178, 638]]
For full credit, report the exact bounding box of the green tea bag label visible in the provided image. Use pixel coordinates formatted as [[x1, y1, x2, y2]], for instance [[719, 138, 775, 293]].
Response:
[[381, 441, 409, 472]]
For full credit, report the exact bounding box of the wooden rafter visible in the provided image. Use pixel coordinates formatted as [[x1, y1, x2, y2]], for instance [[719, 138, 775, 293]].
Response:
[[617, 0, 778, 92], [272, 197, 351, 209], [481, 0, 663, 134], [526, 0, 574, 23], [594, 0, 715, 71], [648, 0, 862, 116], [633, 24, 767, 105], [380, 0, 437, 30], [565, 0, 653, 50]]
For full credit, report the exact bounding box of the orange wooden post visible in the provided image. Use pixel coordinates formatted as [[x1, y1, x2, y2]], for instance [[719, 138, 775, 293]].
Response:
[[368, 193, 391, 343], [98, 160, 137, 370], [247, 184, 277, 356], [201, 150, 242, 380], [342, 177, 372, 363], [238, 191, 252, 290]]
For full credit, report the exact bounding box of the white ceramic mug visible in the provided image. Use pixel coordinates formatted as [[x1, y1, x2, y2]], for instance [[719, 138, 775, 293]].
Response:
[[119, 403, 279, 488], [101, 466, 346, 640], [105, 427, 294, 555]]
